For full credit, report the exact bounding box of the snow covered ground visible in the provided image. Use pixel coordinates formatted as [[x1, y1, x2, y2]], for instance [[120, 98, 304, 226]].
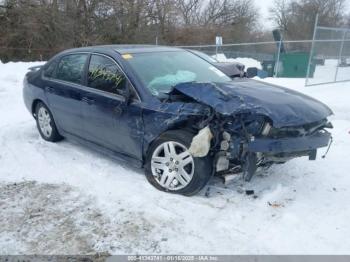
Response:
[[308, 59, 350, 85], [1, 61, 350, 255]]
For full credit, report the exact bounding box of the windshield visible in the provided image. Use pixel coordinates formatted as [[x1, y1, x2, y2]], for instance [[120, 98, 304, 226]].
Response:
[[191, 50, 218, 63], [124, 51, 231, 95]]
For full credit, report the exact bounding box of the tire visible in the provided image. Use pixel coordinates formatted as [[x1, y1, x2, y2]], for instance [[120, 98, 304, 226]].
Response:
[[35, 102, 63, 142], [145, 130, 213, 196]]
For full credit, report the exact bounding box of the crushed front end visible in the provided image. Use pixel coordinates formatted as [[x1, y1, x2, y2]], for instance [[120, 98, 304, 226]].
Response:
[[169, 81, 334, 182], [208, 114, 333, 181]]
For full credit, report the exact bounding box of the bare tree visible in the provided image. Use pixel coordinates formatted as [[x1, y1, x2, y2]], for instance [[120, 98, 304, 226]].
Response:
[[269, 0, 290, 33], [0, 0, 261, 61], [176, 0, 201, 25], [270, 0, 347, 39]]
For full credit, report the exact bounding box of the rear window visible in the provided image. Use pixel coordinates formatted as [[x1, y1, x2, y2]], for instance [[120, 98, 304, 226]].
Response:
[[56, 54, 88, 84], [43, 60, 58, 78]]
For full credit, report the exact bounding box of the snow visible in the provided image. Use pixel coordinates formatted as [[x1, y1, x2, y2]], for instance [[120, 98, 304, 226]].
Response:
[[214, 53, 262, 69], [308, 59, 350, 85], [1, 61, 350, 255]]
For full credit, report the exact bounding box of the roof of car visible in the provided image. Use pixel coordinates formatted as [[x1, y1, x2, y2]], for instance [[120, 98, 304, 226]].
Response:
[[61, 45, 183, 55]]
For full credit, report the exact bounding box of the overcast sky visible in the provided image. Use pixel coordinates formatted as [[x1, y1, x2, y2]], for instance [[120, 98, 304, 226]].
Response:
[[254, 0, 276, 29], [255, 0, 350, 30]]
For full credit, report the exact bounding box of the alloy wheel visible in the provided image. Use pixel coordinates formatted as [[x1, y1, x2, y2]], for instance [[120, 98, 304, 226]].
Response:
[[37, 107, 52, 138], [151, 141, 194, 191]]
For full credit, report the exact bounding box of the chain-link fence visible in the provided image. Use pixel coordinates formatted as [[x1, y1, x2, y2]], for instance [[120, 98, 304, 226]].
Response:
[[2, 25, 349, 87], [305, 25, 350, 86], [179, 32, 350, 86], [178, 40, 314, 79]]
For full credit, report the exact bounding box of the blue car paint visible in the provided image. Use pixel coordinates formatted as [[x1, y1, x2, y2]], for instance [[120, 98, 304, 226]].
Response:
[[23, 46, 211, 167], [140, 101, 210, 156], [45, 78, 85, 136], [248, 131, 331, 153], [23, 45, 332, 170], [173, 80, 333, 128]]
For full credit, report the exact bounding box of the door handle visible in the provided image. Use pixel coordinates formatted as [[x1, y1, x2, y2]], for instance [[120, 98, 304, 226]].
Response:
[[82, 97, 95, 105], [45, 86, 54, 93]]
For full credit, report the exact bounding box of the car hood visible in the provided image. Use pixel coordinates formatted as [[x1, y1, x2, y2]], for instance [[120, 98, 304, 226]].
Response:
[[172, 79, 333, 128]]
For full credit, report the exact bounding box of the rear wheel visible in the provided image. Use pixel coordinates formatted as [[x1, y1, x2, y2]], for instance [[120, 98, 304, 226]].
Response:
[[145, 130, 213, 196], [35, 102, 63, 142]]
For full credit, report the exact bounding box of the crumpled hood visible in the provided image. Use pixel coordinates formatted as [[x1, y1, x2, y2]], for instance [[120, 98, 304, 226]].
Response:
[[172, 79, 333, 128]]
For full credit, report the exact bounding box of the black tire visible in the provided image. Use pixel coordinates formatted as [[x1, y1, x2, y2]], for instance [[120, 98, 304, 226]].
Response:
[[145, 130, 213, 196], [35, 102, 63, 142]]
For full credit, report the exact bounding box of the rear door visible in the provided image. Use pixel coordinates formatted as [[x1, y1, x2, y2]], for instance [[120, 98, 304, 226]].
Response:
[[81, 54, 143, 159], [44, 53, 89, 136]]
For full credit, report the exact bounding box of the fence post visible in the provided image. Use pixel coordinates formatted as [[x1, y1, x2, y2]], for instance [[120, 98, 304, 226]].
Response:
[[334, 29, 346, 82], [274, 39, 282, 77], [305, 14, 319, 86]]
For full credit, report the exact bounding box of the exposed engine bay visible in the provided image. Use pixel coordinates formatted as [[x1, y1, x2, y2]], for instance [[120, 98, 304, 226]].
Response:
[[165, 80, 333, 183], [189, 116, 332, 183]]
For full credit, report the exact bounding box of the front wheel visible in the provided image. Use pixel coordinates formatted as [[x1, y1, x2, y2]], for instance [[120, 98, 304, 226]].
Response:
[[145, 130, 213, 196]]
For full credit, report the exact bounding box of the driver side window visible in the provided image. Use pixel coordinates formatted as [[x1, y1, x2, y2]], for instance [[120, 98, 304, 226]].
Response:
[[87, 55, 126, 95]]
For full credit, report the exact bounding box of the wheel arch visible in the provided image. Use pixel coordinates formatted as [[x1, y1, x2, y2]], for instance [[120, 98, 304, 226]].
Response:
[[32, 99, 45, 118], [144, 127, 214, 195]]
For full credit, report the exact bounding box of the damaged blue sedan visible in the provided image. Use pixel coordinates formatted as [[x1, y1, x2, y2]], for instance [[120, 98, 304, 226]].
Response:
[[23, 45, 333, 196]]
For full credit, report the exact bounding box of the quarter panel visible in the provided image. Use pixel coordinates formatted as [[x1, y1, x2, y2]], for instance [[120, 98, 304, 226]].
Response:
[[23, 72, 49, 116]]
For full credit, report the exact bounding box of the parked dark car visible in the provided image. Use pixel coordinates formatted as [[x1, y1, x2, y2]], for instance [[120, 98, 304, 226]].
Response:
[[23, 45, 333, 195], [187, 49, 245, 78]]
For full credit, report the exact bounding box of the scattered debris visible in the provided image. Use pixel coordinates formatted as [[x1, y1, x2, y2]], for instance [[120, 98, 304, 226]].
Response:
[[205, 186, 211, 197], [223, 173, 239, 184], [236, 186, 245, 194], [268, 201, 285, 208], [245, 190, 255, 195]]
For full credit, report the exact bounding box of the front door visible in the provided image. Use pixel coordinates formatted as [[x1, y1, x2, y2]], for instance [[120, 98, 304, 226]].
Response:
[[81, 54, 143, 159]]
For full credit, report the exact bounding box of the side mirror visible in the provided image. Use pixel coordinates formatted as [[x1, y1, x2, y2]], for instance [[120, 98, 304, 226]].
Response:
[[246, 67, 258, 78]]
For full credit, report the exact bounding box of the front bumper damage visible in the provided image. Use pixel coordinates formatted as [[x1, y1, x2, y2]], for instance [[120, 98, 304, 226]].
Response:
[[240, 130, 332, 181], [248, 131, 331, 154], [167, 81, 334, 183], [190, 124, 332, 183], [233, 130, 331, 181]]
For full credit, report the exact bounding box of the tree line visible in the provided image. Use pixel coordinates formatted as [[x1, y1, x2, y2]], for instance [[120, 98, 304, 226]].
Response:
[[0, 0, 348, 61], [269, 0, 348, 40]]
